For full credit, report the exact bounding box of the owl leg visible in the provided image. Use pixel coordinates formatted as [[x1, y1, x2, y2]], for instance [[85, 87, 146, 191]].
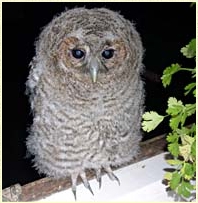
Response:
[[95, 168, 102, 189], [79, 171, 94, 195], [71, 173, 78, 200], [103, 166, 120, 186]]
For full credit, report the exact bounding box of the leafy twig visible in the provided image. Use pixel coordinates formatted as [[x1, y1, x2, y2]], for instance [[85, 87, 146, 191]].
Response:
[[142, 38, 196, 199]]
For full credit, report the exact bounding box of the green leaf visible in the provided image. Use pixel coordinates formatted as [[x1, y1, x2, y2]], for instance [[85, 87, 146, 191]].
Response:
[[190, 68, 196, 79], [185, 104, 196, 117], [191, 140, 196, 157], [178, 181, 194, 198], [170, 171, 181, 190], [181, 163, 195, 180], [166, 159, 183, 166], [177, 184, 183, 196], [184, 181, 194, 191], [179, 145, 191, 161], [192, 162, 196, 173], [168, 143, 179, 157], [180, 39, 196, 58], [176, 104, 196, 127], [161, 64, 181, 87], [166, 97, 183, 116], [166, 132, 179, 143], [169, 115, 182, 130], [181, 112, 187, 127], [193, 89, 196, 97], [164, 172, 173, 181], [181, 135, 195, 146], [177, 183, 191, 198], [184, 82, 196, 96], [176, 127, 190, 137], [142, 111, 164, 132], [189, 123, 196, 135]]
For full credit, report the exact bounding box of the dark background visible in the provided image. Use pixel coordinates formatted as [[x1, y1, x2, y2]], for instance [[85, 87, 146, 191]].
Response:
[[3, 2, 196, 188]]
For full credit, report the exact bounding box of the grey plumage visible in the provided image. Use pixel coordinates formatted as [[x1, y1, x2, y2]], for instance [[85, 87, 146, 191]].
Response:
[[26, 7, 144, 198]]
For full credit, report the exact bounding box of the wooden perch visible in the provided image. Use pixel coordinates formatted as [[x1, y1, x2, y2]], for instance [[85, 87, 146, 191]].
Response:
[[2, 134, 167, 202]]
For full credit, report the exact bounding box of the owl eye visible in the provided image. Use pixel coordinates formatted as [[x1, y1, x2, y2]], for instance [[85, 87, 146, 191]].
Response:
[[71, 49, 85, 59], [102, 49, 115, 59]]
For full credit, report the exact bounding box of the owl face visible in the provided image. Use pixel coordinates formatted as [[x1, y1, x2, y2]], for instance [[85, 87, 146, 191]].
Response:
[[57, 35, 128, 83], [37, 8, 142, 84]]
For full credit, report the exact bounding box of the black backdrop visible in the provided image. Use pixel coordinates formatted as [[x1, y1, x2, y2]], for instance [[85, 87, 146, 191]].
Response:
[[3, 2, 196, 188]]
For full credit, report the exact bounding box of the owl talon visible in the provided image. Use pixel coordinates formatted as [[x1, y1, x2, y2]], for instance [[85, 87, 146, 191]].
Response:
[[104, 166, 120, 186], [87, 183, 94, 196], [95, 169, 102, 189], [109, 173, 120, 186], [80, 171, 94, 195], [98, 177, 102, 189], [72, 186, 77, 201], [71, 173, 78, 200]]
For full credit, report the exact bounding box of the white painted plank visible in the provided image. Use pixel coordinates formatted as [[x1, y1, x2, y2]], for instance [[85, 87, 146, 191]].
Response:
[[38, 153, 194, 202]]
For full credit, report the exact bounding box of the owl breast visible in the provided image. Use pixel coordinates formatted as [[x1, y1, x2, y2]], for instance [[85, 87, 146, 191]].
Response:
[[27, 65, 143, 178]]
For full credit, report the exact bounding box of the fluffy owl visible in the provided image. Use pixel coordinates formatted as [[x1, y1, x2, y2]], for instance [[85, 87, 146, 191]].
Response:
[[26, 7, 144, 199]]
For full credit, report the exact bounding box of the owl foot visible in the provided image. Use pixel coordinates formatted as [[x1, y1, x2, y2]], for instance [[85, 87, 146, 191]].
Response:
[[104, 166, 120, 186], [71, 167, 119, 200]]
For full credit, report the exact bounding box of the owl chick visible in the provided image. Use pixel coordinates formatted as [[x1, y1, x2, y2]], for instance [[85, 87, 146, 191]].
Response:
[[26, 7, 144, 199]]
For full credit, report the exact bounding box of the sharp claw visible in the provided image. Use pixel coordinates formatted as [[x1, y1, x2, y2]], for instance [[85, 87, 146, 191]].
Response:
[[110, 173, 120, 186], [96, 168, 102, 189], [80, 171, 94, 196], [104, 166, 120, 186], [72, 186, 77, 201], [98, 177, 102, 189], [71, 173, 78, 200], [87, 183, 94, 196]]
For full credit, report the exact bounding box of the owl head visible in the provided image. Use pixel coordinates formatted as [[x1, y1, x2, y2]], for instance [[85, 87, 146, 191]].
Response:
[[34, 8, 143, 84]]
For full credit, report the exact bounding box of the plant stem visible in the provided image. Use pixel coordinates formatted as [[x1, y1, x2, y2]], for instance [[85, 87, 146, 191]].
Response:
[[179, 68, 195, 72]]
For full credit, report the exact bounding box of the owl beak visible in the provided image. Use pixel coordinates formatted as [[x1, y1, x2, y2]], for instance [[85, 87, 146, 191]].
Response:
[[89, 58, 99, 83]]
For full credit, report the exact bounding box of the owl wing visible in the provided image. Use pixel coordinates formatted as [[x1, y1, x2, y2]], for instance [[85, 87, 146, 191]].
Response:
[[25, 57, 43, 110]]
